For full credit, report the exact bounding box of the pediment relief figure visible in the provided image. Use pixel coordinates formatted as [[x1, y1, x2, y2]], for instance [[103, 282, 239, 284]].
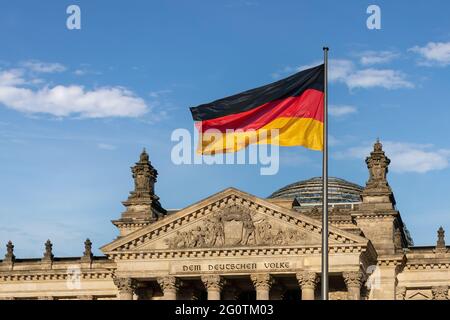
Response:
[[165, 204, 308, 249]]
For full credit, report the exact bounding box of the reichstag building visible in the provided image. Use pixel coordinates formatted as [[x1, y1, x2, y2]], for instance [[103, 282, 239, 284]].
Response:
[[0, 140, 449, 300]]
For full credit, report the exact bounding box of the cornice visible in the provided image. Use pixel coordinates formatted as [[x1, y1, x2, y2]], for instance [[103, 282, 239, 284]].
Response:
[[352, 210, 399, 220], [0, 271, 113, 282], [104, 244, 368, 260], [405, 259, 450, 270]]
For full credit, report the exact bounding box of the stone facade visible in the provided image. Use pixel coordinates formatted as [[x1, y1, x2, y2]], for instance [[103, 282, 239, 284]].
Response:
[[1, 142, 449, 300]]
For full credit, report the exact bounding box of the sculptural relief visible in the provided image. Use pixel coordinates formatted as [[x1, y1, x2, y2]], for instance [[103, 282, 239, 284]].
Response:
[[166, 204, 307, 249], [364, 140, 391, 191]]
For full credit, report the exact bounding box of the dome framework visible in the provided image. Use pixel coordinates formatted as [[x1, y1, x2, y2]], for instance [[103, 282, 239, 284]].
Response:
[[269, 177, 363, 205]]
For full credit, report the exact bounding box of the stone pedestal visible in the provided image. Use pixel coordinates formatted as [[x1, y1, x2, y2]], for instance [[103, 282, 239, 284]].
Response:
[[251, 274, 272, 300], [157, 276, 178, 300], [201, 275, 223, 300], [296, 272, 318, 300]]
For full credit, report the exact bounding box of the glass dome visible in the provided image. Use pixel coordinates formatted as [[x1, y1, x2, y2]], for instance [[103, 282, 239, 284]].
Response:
[[268, 177, 363, 204]]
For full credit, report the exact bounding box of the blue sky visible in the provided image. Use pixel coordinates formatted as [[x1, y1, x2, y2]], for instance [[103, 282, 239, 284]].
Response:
[[1, 0, 450, 257]]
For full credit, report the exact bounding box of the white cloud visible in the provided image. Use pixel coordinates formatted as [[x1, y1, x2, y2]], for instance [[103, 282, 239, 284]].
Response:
[[330, 60, 413, 90], [335, 141, 450, 173], [74, 69, 86, 76], [410, 42, 450, 66], [329, 105, 357, 117], [97, 143, 117, 150], [21, 60, 66, 73], [358, 50, 399, 65], [345, 68, 414, 90], [273, 59, 413, 90], [149, 89, 172, 98], [328, 59, 354, 82], [0, 68, 149, 118], [0, 69, 26, 86]]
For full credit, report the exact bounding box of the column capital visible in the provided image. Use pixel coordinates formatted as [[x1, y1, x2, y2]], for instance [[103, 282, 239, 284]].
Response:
[[113, 277, 138, 294], [343, 271, 364, 288], [157, 276, 179, 292], [201, 275, 223, 291], [432, 286, 449, 300], [251, 273, 273, 291], [296, 272, 318, 290]]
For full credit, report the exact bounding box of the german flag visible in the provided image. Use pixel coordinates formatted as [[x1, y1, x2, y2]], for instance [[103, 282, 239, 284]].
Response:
[[190, 64, 324, 155]]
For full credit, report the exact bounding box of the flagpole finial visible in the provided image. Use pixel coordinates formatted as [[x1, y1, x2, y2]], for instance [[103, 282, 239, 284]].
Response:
[[323, 47, 329, 51]]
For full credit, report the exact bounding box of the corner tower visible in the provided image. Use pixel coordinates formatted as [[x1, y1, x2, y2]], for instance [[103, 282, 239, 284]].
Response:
[[352, 139, 410, 254], [113, 149, 166, 236], [361, 139, 395, 209]]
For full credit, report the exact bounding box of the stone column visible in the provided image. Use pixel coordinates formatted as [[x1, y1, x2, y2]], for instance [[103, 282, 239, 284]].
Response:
[[251, 274, 272, 300], [201, 275, 223, 300], [296, 272, 318, 300], [432, 286, 449, 300], [157, 276, 178, 300], [114, 277, 138, 300], [343, 271, 363, 300]]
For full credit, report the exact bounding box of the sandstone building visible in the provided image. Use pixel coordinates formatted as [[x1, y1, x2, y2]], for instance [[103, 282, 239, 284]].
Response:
[[1, 140, 449, 300]]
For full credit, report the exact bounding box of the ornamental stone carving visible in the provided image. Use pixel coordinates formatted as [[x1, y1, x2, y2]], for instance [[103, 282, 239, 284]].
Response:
[[42, 240, 54, 262], [432, 286, 449, 300], [396, 287, 406, 300], [157, 276, 179, 292], [251, 273, 273, 291], [113, 277, 138, 294], [166, 204, 306, 249], [296, 272, 318, 290], [130, 149, 157, 199], [201, 275, 223, 291], [81, 238, 93, 261], [343, 271, 364, 288], [4, 241, 15, 263], [436, 227, 446, 249], [121, 149, 166, 221], [363, 140, 392, 192]]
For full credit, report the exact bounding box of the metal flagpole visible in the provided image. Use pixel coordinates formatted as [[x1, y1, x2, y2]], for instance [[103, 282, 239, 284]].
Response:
[[321, 47, 329, 301]]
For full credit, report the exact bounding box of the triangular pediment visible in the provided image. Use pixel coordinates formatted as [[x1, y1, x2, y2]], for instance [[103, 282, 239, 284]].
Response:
[[101, 188, 369, 254]]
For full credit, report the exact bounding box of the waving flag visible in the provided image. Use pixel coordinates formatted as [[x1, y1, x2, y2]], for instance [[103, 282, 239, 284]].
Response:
[[190, 64, 324, 154]]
